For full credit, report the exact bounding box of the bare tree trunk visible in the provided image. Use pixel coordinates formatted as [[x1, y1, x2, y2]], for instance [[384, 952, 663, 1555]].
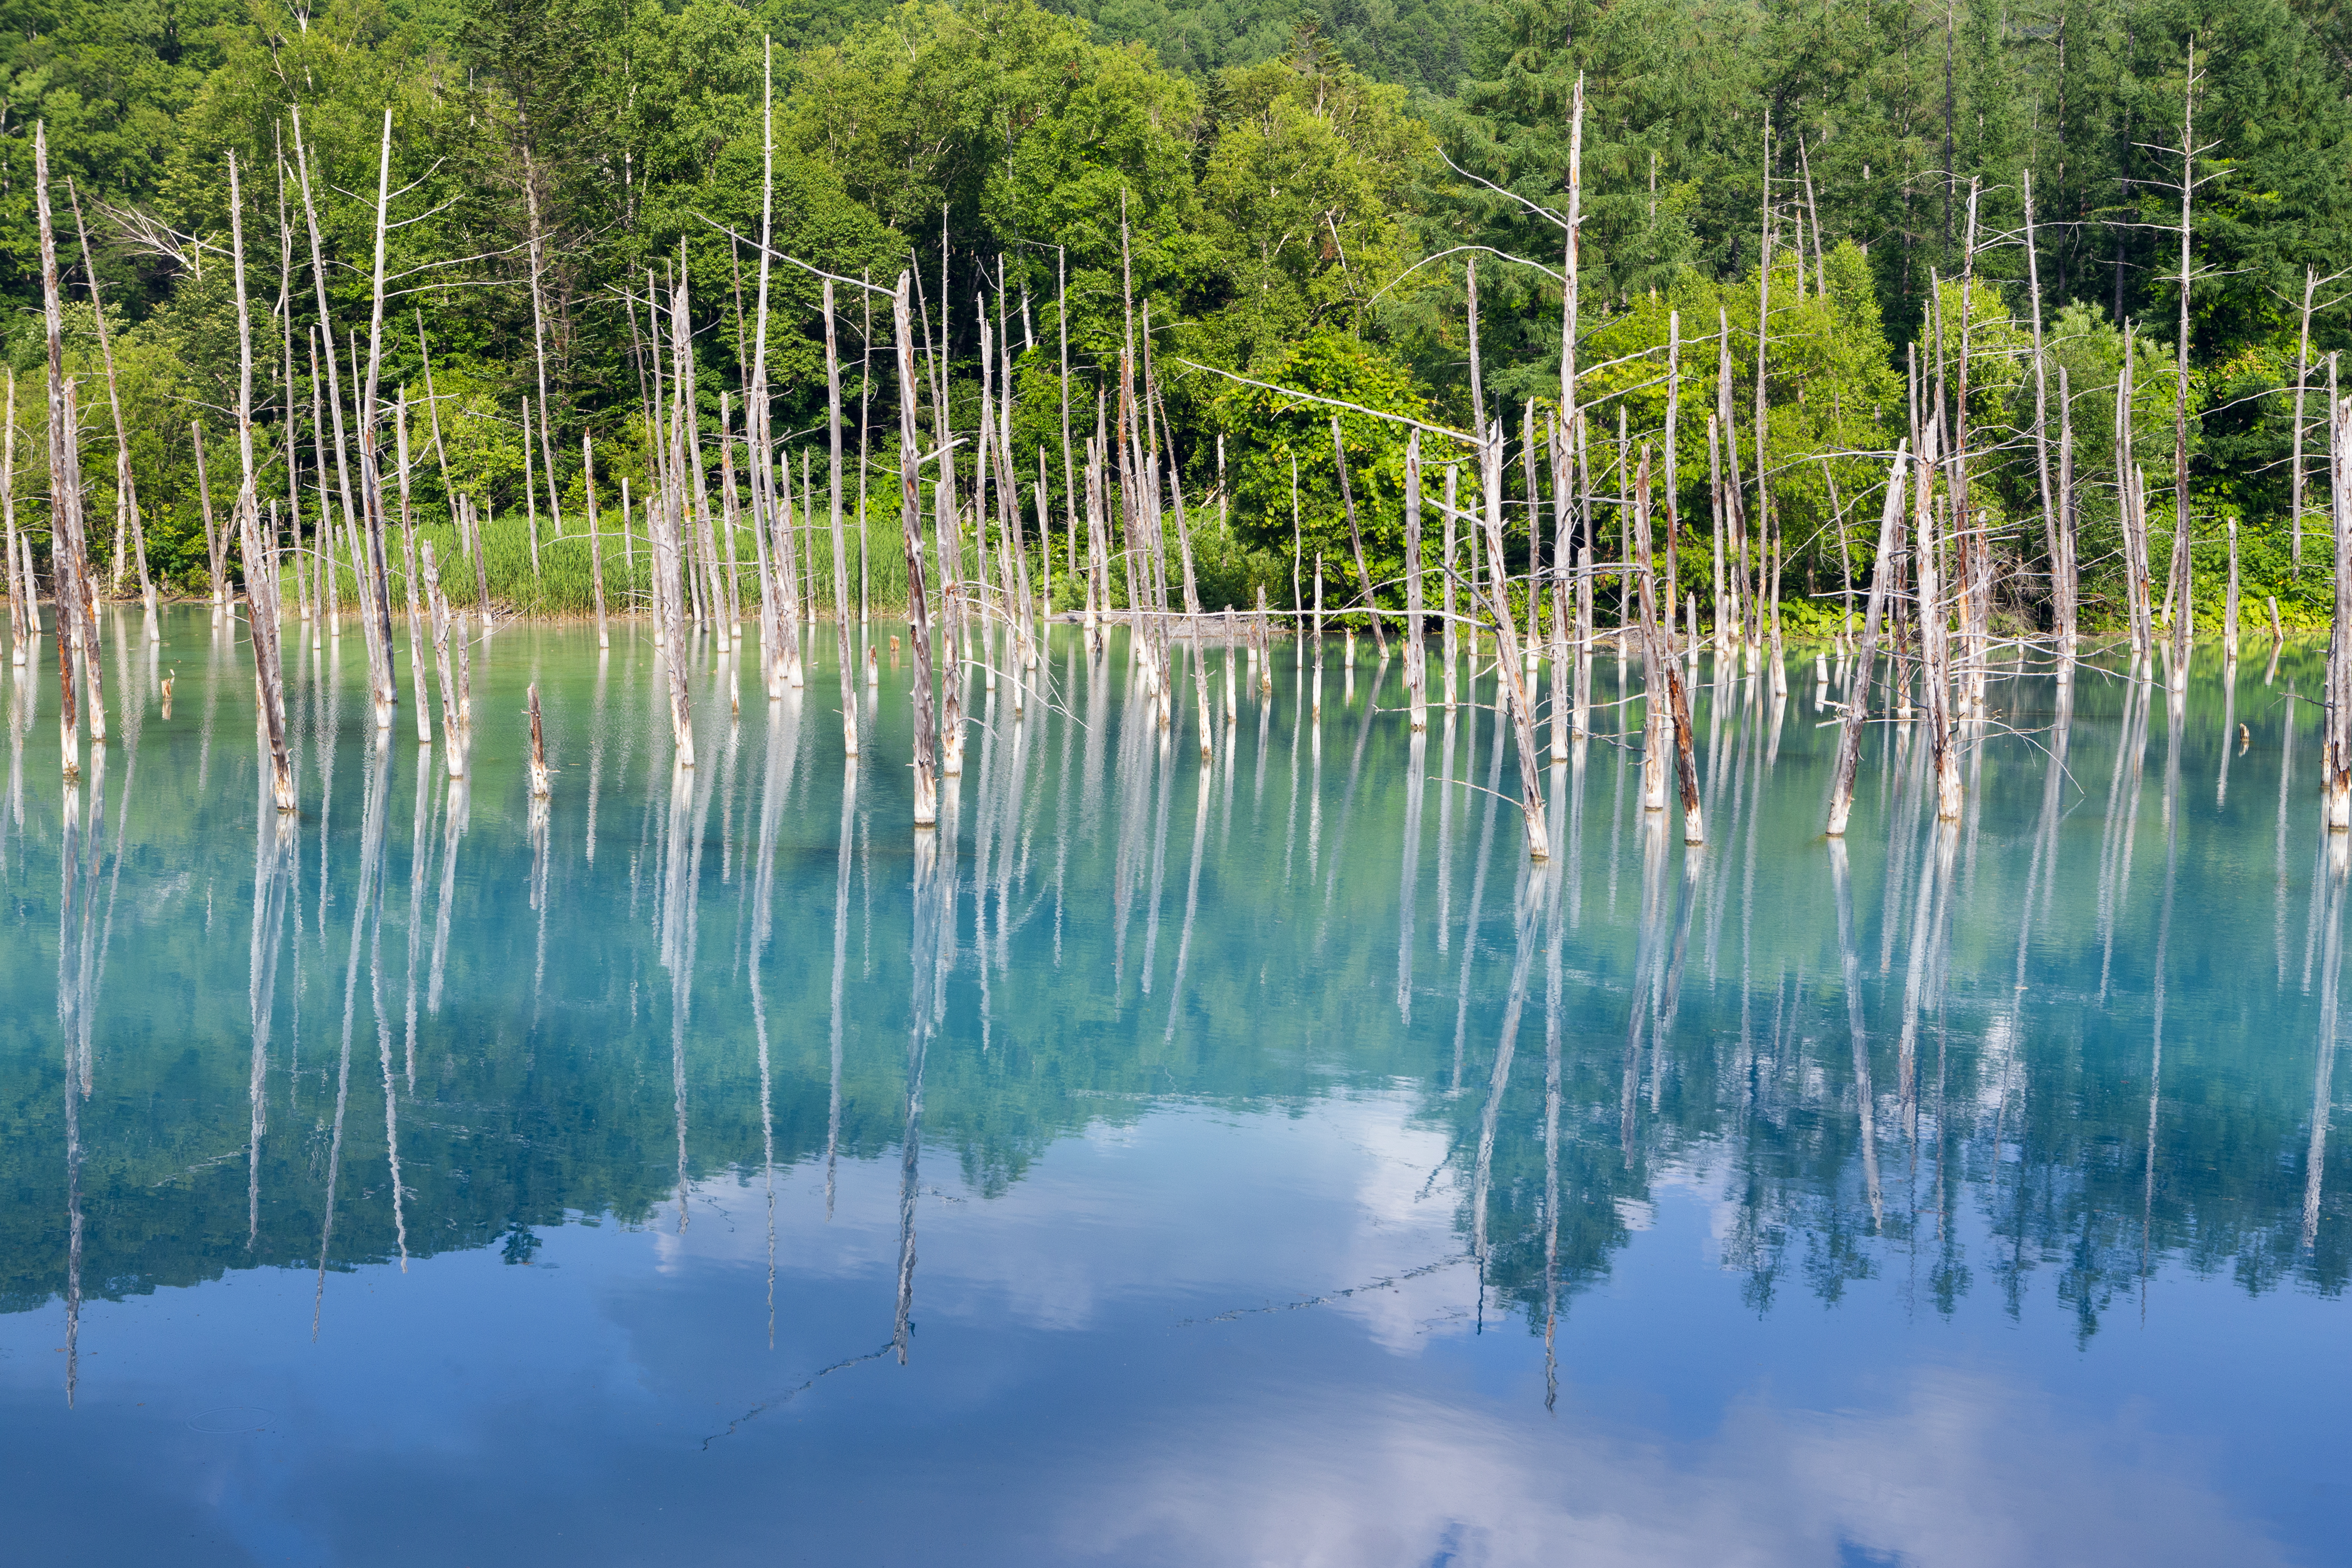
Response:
[[2117, 333, 2151, 664], [396, 394, 431, 744], [2025, 169, 2060, 647], [2328, 393, 2352, 829], [2171, 45, 2200, 690], [2, 373, 24, 664], [752, 49, 785, 692], [527, 683, 550, 799], [1716, 316, 1747, 650], [521, 148, 563, 539], [1917, 428, 1962, 819], [2225, 515, 2241, 660], [1548, 418, 1571, 760], [289, 107, 363, 644], [1442, 464, 1458, 709], [827, 279, 858, 757], [2057, 364, 2079, 663], [1827, 443, 1910, 836], [225, 150, 293, 810], [581, 435, 608, 647], [1752, 126, 1774, 670], [192, 419, 224, 623], [524, 399, 541, 577], [398, 309, 452, 516], [67, 180, 156, 634], [1406, 428, 1426, 732], [1708, 412, 1725, 657], [423, 544, 464, 778], [2295, 267, 2317, 572], [1479, 426, 1550, 860], [35, 122, 86, 777], [652, 270, 697, 765], [359, 109, 400, 728], [1331, 415, 1385, 661], [1634, 448, 1668, 813], [1662, 309, 1679, 640], [898, 273, 939, 827]]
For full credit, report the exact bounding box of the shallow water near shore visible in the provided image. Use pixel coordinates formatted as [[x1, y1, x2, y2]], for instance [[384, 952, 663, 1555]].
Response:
[[0, 607, 2346, 1566]]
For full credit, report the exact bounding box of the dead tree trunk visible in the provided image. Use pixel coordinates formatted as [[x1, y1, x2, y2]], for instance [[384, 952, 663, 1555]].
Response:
[[35, 122, 86, 777], [1826, 444, 1909, 836], [67, 180, 157, 634], [2326, 394, 2352, 830], [897, 272, 939, 827], [226, 150, 293, 810], [827, 278, 858, 758]]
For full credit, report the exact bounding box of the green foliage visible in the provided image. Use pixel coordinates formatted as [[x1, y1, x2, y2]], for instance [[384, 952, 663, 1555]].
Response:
[[1210, 325, 1445, 611], [16, 0, 2352, 635]]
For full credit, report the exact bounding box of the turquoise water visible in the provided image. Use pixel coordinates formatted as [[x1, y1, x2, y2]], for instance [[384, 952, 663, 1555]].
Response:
[[0, 608, 2345, 1565]]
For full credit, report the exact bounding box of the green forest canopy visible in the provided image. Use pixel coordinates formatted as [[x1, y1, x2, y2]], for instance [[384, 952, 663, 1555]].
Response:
[[12, 0, 2352, 623]]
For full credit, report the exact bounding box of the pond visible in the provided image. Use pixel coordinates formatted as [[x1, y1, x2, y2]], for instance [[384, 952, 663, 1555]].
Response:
[[0, 608, 2344, 1566]]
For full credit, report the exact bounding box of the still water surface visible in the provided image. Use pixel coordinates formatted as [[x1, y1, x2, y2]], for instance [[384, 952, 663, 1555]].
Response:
[[0, 610, 2346, 1565]]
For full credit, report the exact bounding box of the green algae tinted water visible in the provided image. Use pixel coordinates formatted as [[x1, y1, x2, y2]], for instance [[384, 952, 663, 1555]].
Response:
[[0, 607, 2346, 1565]]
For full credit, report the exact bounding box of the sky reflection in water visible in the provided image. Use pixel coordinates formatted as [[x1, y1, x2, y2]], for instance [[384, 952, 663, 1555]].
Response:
[[0, 610, 2345, 1566]]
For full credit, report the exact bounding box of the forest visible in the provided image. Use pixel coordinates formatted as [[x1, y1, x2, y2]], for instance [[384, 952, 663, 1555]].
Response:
[[11, 0, 2352, 629]]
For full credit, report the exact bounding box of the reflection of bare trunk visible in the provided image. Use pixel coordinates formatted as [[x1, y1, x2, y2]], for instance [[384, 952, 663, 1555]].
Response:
[[1831, 840, 1884, 1228], [249, 812, 295, 1249], [2142, 699, 2185, 1309], [428, 778, 467, 1014], [2097, 681, 2153, 1000], [1164, 753, 1212, 1040], [747, 694, 794, 1336], [1473, 866, 1539, 1315], [1896, 812, 1952, 1137], [661, 755, 702, 1235], [1451, 705, 1506, 1093], [1620, 817, 1670, 1163], [2281, 696, 2301, 988], [402, 757, 430, 1093], [1398, 730, 1427, 1019], [2305, 859, 2348, 1250], [1542, 842, 1565, 1410], [897, 833, 942, 1364], [2218, 655, 2237, 808], [58, 781, 84, 1404], [316, 738, 390, 1338], [826, 758, 857, 1223], [375, 786, 408, 1272]]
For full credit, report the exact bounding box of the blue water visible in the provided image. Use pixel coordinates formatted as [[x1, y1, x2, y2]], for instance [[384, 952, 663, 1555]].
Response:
[[0, 609, 2344, 1565]]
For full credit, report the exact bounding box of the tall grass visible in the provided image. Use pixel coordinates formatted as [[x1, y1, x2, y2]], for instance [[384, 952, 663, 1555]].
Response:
[[299, 504, 916, 619]]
